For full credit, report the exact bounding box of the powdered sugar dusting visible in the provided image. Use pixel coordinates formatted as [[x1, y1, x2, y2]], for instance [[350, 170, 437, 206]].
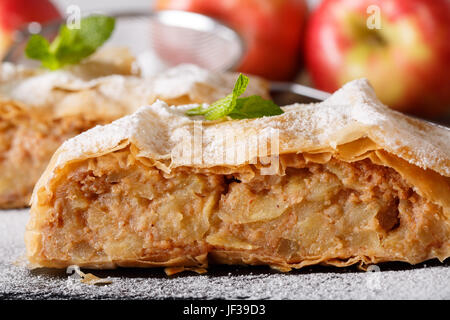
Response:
[[52, 105, 148, 167], [149, 64, 216, 98]]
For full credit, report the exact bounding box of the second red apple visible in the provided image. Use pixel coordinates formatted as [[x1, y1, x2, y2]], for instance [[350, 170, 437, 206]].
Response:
[[305, 0, 450, 117]]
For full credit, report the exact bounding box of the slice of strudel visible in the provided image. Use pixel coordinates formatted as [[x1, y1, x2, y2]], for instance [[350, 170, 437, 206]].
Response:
[[0, 55, 268, 208], [26, 79, 450, 271]]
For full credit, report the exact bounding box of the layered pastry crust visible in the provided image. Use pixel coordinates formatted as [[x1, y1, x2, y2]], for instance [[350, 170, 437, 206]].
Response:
[[26, 79, 450, 270], [0, 53, 268, 208]]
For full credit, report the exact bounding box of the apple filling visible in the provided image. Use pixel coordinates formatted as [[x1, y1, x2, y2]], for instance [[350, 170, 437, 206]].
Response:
[[30, 148, 446, 269], [0, 105, 103, 208]]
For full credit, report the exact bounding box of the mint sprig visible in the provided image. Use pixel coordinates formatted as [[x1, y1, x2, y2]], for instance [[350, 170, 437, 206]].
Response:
[[186, 74, 283, 120], [25, 15, 115, 70], [228, 96, 284, 119]]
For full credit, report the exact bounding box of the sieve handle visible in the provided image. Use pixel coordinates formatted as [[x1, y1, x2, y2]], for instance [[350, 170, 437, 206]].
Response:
[[270, 81, 331, 101]]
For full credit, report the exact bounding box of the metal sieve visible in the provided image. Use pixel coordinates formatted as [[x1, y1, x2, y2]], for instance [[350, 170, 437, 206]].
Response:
[[3, 10, 245, 72]]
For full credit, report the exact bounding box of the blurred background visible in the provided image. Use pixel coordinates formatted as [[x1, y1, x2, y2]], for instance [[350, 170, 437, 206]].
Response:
[[1, 0, 449, 122]]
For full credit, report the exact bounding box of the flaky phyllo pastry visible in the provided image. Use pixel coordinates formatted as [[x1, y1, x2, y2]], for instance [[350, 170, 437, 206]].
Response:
[[0, 50, 268, 208], [26, 79, 449, 271]]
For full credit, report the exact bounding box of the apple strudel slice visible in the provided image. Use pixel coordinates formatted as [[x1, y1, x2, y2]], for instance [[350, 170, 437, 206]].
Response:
[[26, 79, 449, 270], [0, 57, 268, 209]]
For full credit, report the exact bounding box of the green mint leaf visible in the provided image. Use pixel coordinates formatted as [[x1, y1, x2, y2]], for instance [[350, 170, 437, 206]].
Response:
[[25, 15, 115, 70], [185, 105, 209, 116], [232, 73, 249, 97], [186, 73, 284, 120], [204, 94, 234, 120], [204, 73, 249, 120], [52, 15, 115, 66], [25, 35, 51, 60], [187, 74, 249, 120], [25, 35, 60, 70], [229, 96, 284, 119]]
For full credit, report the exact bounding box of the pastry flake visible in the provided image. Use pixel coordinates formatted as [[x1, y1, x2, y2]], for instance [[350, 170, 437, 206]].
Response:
[[26, 79, 450, 270]]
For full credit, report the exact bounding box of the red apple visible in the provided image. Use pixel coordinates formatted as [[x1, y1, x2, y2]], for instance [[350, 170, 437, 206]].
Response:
[[0, 0, 61, 57], [156, 0, 307, 81], [305, 0, 450, 117]]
